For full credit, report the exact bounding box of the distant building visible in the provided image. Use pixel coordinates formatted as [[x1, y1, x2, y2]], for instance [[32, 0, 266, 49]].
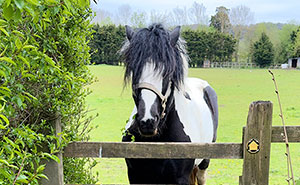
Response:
[[288, 57, 300, 68]]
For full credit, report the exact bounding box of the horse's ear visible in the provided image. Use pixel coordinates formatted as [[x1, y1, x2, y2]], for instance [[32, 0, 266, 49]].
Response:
[[125, 25, 135, 41], [170, 26, 181, 46]]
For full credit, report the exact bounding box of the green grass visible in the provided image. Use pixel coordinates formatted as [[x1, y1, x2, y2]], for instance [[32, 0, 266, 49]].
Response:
[[86, 65, 300, 184]]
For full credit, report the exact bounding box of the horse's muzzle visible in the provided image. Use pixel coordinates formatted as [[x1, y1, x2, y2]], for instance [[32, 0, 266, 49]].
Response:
[[138, 119, 158, 137]]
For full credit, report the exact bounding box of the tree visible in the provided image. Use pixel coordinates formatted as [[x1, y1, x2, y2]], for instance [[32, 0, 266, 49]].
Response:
[[188, 2, 208, 25], [290, 27, 300, 57], [230, 5, 254, 26], [239, 22, 282, 63], [210, 6, 231, 33], [92, 9, 113, 25], [230, 5, 254, 62], [274, 24, 298, 64], [290, 27, 300, 43], [115, 4, 132, 25], [172, 7, 189, 25], [252, 32, 274, 67], [150, 10, 170, 26], [130, 11, 148, 28]]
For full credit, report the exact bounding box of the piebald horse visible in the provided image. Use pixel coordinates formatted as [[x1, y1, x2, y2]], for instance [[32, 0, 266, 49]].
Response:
[[121, 23, 218, 185]]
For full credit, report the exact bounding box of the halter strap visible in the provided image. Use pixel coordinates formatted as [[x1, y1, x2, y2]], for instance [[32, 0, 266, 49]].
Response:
[[133, 82, 171, 118]]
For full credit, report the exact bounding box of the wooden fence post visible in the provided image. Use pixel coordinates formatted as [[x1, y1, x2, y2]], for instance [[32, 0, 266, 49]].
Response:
[[241, 101, 273, 185], [40, 112, 64, 185]]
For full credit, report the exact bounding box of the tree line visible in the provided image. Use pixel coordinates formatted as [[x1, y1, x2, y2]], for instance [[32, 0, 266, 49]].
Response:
[[89, 23, 300, 67], [91, 2, 300, 67], [89, 24, 236, 67]]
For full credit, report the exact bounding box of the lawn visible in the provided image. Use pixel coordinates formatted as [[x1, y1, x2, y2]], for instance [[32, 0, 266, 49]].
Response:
[[86, 65, 300, 184]]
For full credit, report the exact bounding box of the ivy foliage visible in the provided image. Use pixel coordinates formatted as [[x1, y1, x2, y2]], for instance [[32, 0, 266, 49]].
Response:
[[90, 24, 126, 65], [0, 0, 98, 184], [182, 29, 236, 67], [252, 32, 274, 67]]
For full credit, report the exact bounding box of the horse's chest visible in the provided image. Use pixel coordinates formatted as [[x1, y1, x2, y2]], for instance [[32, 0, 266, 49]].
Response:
[[125, 158, 194, 184], [162, 110, 192, 142]]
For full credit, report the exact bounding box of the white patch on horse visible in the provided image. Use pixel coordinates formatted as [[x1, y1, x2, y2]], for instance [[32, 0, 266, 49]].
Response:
[[139, 62, 163, 121], [174, 77, 214, 165], [141, 90, 156, 121], [125, 106, 137, 130], [181, 53, 189, 79]]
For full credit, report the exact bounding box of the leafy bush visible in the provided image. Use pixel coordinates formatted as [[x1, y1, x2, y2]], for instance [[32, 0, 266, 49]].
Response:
[[0, 0, 98, 184]]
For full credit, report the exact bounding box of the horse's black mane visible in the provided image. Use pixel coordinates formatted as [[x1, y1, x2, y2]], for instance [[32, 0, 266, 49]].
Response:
[[121, 23, 188, 89]]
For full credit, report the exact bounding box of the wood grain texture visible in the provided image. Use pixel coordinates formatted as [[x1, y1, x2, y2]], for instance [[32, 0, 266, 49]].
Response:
[[243, 126, 300, 143], [64, 142, 243, 159], [242, 101, 273, 185], [271, 126, 300, 142]]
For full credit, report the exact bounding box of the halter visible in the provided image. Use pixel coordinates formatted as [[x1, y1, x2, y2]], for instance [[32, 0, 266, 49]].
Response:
[[133, 82, 171, 118]]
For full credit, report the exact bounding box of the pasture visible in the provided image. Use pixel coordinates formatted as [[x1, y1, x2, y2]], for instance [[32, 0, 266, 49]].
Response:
[[86, 65, 300, 184]]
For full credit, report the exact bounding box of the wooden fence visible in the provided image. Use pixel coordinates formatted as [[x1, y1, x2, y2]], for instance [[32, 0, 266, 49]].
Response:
[[210, 62, 282, 69], [41, 101, 300, 185]]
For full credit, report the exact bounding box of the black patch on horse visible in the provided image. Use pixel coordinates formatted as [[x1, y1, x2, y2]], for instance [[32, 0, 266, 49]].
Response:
[[122, 105, 194, 184], [203, 86, 218, 142]]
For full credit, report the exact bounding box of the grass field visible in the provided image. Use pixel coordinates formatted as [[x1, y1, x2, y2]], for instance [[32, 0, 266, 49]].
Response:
[[86, 65, 300, 184]]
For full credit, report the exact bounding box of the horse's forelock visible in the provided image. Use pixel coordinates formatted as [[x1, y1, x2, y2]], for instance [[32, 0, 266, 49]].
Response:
[[121, 23, 188, 90]]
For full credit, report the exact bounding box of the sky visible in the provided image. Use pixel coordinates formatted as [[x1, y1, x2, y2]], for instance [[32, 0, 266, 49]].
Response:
[[91, 0, 300, 24]]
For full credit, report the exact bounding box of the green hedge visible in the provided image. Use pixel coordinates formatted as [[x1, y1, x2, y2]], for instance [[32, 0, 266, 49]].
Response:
[[89, 25, 236, 67], [182, 29, 236, 67], [0, 0, 98, 184], [90, 24, 126, 65]]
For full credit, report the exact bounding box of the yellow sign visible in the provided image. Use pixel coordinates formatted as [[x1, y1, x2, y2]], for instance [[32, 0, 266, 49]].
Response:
[[247, 139, 260, 154]]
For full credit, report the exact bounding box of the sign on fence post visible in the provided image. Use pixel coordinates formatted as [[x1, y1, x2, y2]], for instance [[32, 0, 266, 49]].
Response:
[[40, 112, 64, 185], [241, 101, 273, 185]]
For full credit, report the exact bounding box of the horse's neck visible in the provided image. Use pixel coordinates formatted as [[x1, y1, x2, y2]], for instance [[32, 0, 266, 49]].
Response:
[[162, 105, 191, 142]]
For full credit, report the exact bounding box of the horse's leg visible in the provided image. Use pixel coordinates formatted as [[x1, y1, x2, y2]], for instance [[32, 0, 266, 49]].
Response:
[[189, 166, 198, 185], [196, 159, 210, 185]]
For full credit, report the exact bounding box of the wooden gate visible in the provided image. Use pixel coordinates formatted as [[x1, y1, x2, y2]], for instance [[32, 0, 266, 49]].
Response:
[[41, 101, 300, 185]]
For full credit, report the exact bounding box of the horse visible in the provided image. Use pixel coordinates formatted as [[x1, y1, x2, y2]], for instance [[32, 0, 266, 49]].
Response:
[[121, 23, 218, 185]]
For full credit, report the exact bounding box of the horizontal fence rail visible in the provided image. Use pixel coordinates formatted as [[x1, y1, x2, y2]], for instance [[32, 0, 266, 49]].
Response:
[[271, 126, 300, 142], [64, 126, 300, 159], [242, 126, 300, 143], [64, 142, 243, 159]]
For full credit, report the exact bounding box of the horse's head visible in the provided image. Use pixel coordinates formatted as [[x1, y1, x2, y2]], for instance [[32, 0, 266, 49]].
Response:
[[122, 24, 187, 137], [131, 62, 173, 136]]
